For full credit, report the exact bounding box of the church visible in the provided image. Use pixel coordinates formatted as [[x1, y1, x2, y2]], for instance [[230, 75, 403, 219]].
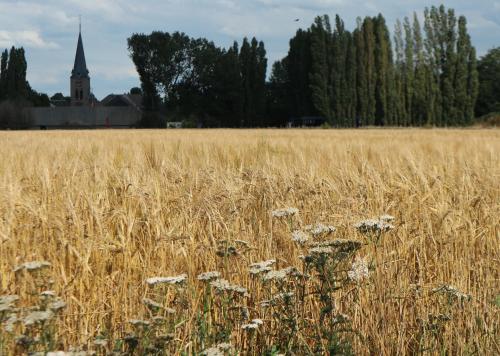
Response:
[[29, 28, 142, 129]]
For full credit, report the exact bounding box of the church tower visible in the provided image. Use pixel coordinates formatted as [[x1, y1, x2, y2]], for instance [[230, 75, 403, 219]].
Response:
[[70, 23, 90, 106]]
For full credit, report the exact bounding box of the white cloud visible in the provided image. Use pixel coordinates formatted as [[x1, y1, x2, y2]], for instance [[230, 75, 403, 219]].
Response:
[[0, 0, 497, 98], [0, 30, 59, 49], [92, 64, 138, 81]]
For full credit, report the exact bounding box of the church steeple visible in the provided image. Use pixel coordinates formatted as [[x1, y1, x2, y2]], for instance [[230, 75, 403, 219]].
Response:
[[71, 27, 89, 79], [70, 19, 91, 106]]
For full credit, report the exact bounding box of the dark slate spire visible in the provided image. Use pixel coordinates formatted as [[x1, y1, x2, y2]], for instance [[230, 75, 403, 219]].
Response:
[[71, 29, 89, 79]]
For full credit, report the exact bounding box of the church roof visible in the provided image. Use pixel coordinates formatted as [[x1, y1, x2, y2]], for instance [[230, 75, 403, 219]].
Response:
[[71, 32, 89, 79]]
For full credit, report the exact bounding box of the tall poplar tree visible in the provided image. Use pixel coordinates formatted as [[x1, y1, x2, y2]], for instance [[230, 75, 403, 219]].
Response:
[[362, 17, 376, 125], [412, 13, 427, 126], [393, 19, 405, 125], [0, 49, 8, 100], [309, 15, 333, 122]]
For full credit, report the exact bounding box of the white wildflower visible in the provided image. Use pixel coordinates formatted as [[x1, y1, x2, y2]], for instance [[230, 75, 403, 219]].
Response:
[[271, 207, 299, 218], [263, 267, 299, 282], [210, 279, 248, 296], [347, 257, 370, 282], [23, 310, 54, 326], [46, 352, 89, 356], [146, 274, 187, 286], [201, 342, 233, 356], [249, 260, 276, 275], [93, 338, 108, 347], [128, 319, 151, 327], [197, 271, 221, 281], [0, 295, 19, 312], [0, 295, 19, 305], [291, 230, 309, 244], [4, 314, 17, 332], [308, 246, 334, 255], [354, 218, 394, 233], [241, 318, 264, 330], [241, 323, 259, 330], [13, 261, 51, 272], [431, 285, 471, 302], [305, 223, 336, 237], [48, 299, 67, 312], [143, 298, 163, 309], [309, 238, 362, 252]]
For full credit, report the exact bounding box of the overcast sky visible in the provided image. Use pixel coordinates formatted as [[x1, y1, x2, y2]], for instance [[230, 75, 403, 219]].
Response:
[[0, 0, 498, 99]]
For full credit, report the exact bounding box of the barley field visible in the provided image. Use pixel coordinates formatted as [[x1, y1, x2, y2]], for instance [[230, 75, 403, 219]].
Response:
[[0, 129, 499, 355]]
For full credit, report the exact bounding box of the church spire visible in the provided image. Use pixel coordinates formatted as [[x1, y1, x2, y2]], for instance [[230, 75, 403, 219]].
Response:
[[71, 19, 89, 79]]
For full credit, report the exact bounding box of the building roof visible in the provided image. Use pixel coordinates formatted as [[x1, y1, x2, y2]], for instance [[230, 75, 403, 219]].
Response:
[[100, 94, 142, 111], [71, 32, 89, 79]]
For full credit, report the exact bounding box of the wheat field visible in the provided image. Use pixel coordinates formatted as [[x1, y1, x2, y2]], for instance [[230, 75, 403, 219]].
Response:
[[0, 129, 499, 355]]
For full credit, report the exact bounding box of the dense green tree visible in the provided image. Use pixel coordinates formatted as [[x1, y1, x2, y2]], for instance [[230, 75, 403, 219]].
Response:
[[126, 6, 482, 128], [374, 14, 392, 125], [3, 47, 29, 101], [466, 46, 479, 123], [362, 17, 376, 125], [267, 58, 291, 125], [213, 42, 244, 127], [412, 13, 427, 126], [0, 49, 8, 100], [287, 29, 315, 117], [476, 47, 500, 116], [309, 15, 333, 122]]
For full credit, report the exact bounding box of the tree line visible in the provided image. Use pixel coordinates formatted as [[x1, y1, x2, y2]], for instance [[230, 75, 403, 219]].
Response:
[[269, 5, 479, 127], [129, 5, 489, 127], [128, 32, 269, 127], [0, 47, 49, 106], [0, 47, 50, 128]]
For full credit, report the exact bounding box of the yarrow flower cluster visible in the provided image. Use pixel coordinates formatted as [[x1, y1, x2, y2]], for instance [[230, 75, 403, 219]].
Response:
[[271, 207, 299, 218], [241, 318, 263, 330], [291, 230, 309, 245], [309, 239, 362, 253], [304, 223, 336, 237], [431, 285, 471, 302], [249, 260, 276, 275], [13, 261, 51, 273], [142, 298, 163, 310], [347, 257, 370, 282], [210, 279, 248, 296], [128, 319, 151, 327], [263, 267, 299, 282], [354, 216, 395, 234], [197, 271, 221, 281], [146, 274, 188, 286], [201, 342, 233, 356], [23, 310, 54, 326], [0, 295, 19, 313]]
